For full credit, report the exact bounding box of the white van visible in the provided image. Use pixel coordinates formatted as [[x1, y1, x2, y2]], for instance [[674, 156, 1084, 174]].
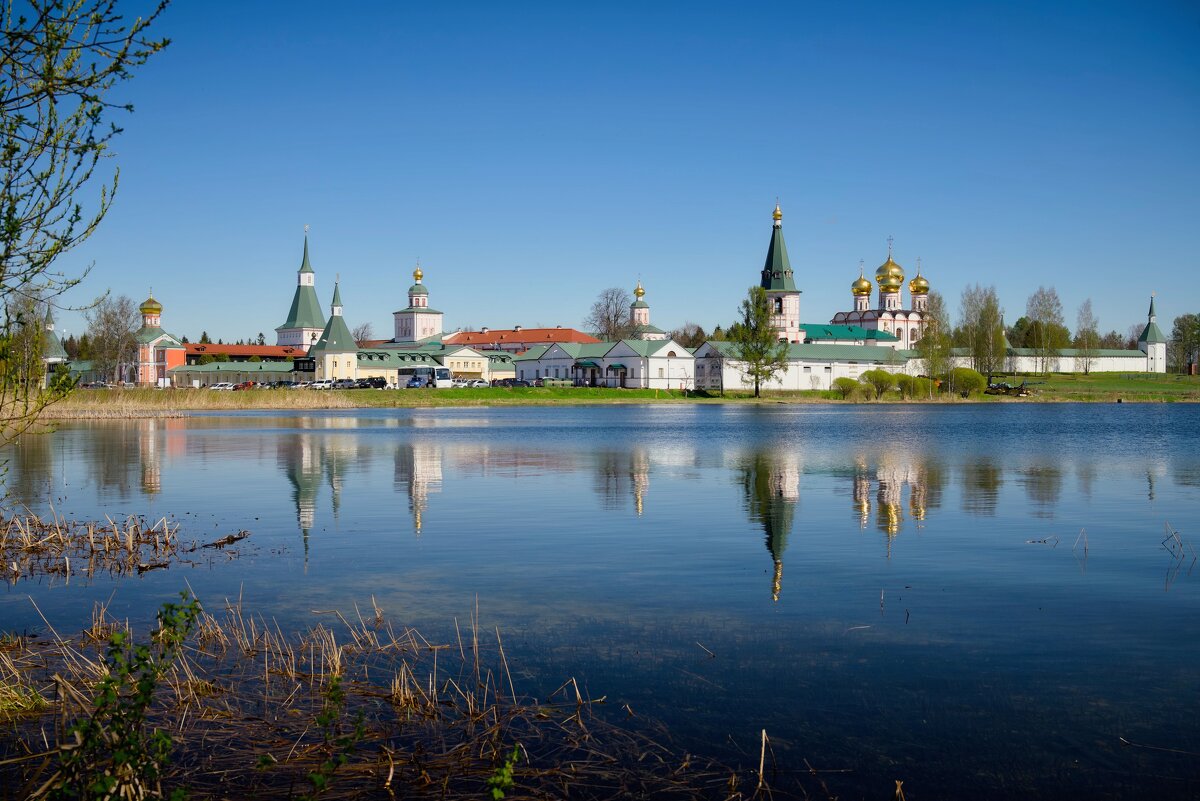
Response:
[[208, 382, 234, 391]]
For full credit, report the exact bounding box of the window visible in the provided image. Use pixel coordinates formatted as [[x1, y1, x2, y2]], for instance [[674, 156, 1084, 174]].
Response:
[[657, 368, 664, 378], [774, 298, 783, 313]]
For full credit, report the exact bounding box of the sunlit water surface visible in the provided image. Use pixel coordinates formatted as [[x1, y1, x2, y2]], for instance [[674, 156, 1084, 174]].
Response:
[[2, 404, 1198, 799]]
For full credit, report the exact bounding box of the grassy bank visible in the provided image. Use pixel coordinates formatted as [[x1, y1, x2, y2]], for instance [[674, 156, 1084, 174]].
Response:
[[39, 372, 1200, 418]]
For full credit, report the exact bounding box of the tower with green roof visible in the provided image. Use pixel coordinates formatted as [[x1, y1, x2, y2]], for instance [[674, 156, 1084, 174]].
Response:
[[629, 280, 667, 340], [393, 264, 444, 343], [309, 280, 359, 381], [761, 203, 802, 343], [276, 234, 327, 351], [1137, 294, 1167, 373]]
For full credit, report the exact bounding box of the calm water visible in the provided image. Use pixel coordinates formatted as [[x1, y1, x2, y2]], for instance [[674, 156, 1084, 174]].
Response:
[[3, 404, 1199, 798]]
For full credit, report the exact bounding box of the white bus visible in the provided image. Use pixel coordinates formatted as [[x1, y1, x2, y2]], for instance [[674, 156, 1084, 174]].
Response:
[[398, 366, 453, 388]]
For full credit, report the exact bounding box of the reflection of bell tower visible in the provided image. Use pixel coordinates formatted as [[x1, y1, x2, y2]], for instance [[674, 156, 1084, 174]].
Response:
[[138, 420, 161, 495], [876, 460, 903, 554], [395, 441, 442, 534], [279, 433, 321, 567], [740, 451, 800, 602], [630, 447, 650, 516]]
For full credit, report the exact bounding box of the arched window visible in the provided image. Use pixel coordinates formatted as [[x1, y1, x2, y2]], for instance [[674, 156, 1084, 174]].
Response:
[[774, 298, 783, 314]]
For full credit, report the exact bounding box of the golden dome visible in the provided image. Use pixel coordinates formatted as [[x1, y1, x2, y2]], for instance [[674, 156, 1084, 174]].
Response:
[[772, 204, 783, 222], [140, 294, 162, 314], [875, 256, 904, 293], [851, 271, 873, 296], [909, 271, 929, 294], [413, 265, 423, 283], [634, 281, 645, 299]]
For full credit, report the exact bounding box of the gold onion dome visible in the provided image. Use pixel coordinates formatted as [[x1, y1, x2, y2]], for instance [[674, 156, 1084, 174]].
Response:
[[634, 281, 645, 299], [875, 256, 904, 292], [772, 204, 783, 222], [413, 266, 423, 283], [851, 271, 873, 296], [140, 294, 162, 314], [909, 271, 929, 294]]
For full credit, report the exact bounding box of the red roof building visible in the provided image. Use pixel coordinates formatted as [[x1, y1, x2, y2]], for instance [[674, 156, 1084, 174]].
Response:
[[185, 343, 303, 364], [441, 326, 600, 354]]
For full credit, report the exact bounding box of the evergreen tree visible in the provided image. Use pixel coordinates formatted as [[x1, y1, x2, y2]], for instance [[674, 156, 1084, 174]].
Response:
[[730, 286, 789, 398], [199, 331, 211, 344]]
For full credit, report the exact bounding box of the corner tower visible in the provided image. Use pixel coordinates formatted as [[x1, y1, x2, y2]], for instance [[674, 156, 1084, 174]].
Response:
[[629, 281, 666, 340], [760, 203, 801, 343], [276, 233, 327, 351], [1137, 294, 1167, 373]]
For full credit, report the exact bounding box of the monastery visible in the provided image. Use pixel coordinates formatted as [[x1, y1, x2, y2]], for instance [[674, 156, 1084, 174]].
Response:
[[69, 203, 1166, 389]]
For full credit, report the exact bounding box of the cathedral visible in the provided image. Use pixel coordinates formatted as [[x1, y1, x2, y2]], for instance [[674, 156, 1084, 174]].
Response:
[[829, 240, 931, 350]]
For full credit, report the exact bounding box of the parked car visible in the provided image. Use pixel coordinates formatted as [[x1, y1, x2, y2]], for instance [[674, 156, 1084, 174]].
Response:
[[405, 376, 427, 389], [332, 378, 357, 389], [309, 379, 333, 390], [232, 381, 255, 391], [208, 382, 234, 391], [465, 379, 489, 388], [355, 377, 388, 389]]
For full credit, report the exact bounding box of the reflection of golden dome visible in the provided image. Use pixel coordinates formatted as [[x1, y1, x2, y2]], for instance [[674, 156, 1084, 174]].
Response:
[[909, 271, 929, 294], [140, 294, 162, 314], [772, 203, 782, 222], [634, 281, 645, 299], [875, 256, 904, 293], [413, 266, 423, 283], [852, 270, 873, 296]]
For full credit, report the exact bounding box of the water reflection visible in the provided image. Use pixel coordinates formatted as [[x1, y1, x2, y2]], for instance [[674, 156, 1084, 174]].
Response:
[[395, 442, 442, 534], [737, 451, 799, 601], [961, 458, 1003, 516]]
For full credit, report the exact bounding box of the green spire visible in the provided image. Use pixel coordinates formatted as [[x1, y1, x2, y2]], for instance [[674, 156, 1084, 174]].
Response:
[[299, 235, 314, 274], [760, 204, 798, 293], [1148, 295, 1157, 319], [331, 281, 343, 311], [1139, 294, 1166, 344], [310, 284, 357, 354]]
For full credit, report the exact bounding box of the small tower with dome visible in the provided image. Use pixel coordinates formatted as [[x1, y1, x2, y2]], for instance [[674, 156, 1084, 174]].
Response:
[[1137, 294, 1167, 373], [393, 264, 444, 343], [629, 280, 667, 340], [851, 262, 872, 313], [909, 260, 930, 312], [134, 292, 185, 386], [875, 239, 905, 312]]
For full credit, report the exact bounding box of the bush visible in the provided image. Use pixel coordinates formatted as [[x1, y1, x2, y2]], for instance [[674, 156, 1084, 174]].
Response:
[[832, 377, 859, 399], [859, 369, 897, 399], [896, 374, 935, 399], [947, 367, 986, 397]]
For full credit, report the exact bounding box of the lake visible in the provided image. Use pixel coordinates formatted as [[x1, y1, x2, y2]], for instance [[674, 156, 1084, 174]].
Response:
[[2, 403, 1198, 798]]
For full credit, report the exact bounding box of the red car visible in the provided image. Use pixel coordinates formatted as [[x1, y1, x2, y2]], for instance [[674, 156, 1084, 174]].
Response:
[[232, 381, 255, 391]]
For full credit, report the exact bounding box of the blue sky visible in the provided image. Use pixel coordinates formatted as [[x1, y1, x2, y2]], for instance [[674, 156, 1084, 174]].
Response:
[[52, 0, 1200, 344]]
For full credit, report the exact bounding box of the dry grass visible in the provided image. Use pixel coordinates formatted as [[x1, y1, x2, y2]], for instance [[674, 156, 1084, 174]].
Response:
[[0, 595, 779, 800]]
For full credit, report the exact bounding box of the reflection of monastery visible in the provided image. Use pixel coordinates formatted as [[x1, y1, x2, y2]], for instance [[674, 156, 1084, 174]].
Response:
[[82, 203, 1166, 389]]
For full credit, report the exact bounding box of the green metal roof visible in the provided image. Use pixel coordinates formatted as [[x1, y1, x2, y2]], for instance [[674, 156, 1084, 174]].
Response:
[[631, 299, 649, 309], [134, 326, 184, 348], [170, 361, 296, 374], [408, 283, 428, 295], [309, 293, 358, 353], [278, 285, 325, 332], [607, 363, 627, 370], [574, 360, 600, 368], [701, 340, 906, 363], [800, 323, 898, 342], [512, 345, 551, 361], [1138, 321, 1166, 344], [298, 236, 315, 274], [760, 223, 798, 293], [394, 306, 443, 315], [331, 282, 343, 307], [42, 309, 68, 361], [633, 323, 666, 335]]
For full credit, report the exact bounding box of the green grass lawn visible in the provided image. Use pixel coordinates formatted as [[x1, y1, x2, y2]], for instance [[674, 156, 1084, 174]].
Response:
[[999, 372, 1200, 401]]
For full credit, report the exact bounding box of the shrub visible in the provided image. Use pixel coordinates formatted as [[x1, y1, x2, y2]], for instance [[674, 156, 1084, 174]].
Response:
[[948, 367, 986, 397], [832, 377, 859, 399], [859, 369, 897, 399]]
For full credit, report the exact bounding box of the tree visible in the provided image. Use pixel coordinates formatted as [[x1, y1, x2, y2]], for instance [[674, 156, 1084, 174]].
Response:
[[668, 321, 707, 349], [85, 294, 139, 383], [859, 369, 896, 399], [582, 287, 635, 341], [710, 325, 725, 341], [958, 285, 1005, 381], [1074, 299, 1099, 374], [730, 286, 789, 398], [832, 377, 858, 399], [1098, 330, 1125, 349], [1026, 286, 1067, 374], [1, 0, 169, 437], [1171, 313, 1200, 374], [352, 322, 374, 348], [255, 332, 265, 346], [199, 331, 212, 344], [915, 290, 951, 381]]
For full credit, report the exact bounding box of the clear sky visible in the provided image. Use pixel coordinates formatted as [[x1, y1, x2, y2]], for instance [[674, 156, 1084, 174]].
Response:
[[51, 0, 1200, 344]]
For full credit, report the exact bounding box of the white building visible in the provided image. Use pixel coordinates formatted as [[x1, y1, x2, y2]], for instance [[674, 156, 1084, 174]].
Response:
[[514, 338, 694, 389]]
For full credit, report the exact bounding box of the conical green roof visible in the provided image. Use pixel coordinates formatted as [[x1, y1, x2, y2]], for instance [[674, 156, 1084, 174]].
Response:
[[331, 282, 343, 307], [760, 218, 798, 293], [42, 307, 68, 361], [309, 286, 357, 354], [277, 238, 325, 332], [1139, 296, 1166, 344]]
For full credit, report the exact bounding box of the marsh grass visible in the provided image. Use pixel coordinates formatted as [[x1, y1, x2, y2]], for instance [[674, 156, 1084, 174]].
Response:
[[0, 594, 774, 800], [0, 511, 194, 582]]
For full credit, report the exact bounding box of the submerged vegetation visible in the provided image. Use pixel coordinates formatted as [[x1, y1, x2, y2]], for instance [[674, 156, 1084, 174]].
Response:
[[0, 592, 782, 800]]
